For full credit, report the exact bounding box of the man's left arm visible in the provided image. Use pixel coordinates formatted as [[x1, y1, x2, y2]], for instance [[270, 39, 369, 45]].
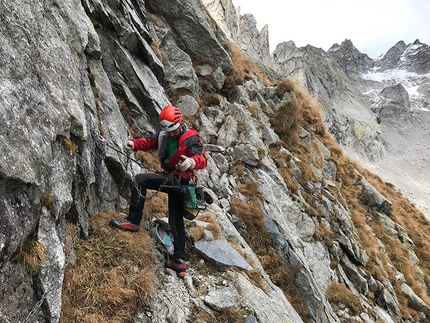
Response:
[[184, 136, 207, 170]]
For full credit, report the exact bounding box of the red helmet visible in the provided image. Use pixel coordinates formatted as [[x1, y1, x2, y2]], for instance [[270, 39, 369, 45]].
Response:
[[159, 105, 183, 131]]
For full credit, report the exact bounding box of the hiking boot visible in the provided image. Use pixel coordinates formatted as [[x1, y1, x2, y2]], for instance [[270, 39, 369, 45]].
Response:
[[166, 258, 187, 278], [109, 219, 139, 232]]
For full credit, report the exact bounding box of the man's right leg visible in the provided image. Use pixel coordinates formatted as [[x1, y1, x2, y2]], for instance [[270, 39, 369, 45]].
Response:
[[110, 172, 168, 232]]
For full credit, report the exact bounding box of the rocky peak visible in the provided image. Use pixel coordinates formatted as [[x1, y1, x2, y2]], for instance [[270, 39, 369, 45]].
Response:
[[374, 40, 407, 70], [202, 0, 272, 65], [272, 40, 302, 64], [327, 39, 374, 76], [375, 39, 430, 73]]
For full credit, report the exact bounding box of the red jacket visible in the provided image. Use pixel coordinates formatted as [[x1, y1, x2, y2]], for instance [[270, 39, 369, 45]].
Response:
[[131, 125, 207, 179]]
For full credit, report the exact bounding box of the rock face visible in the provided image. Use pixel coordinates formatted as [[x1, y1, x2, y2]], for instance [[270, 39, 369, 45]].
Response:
[[202, 0, 273, 66], [1, 0, 430, 323]]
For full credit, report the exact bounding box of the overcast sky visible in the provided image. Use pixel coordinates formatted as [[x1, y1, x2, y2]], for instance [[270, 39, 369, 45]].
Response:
[[232, 0, 430, 59]]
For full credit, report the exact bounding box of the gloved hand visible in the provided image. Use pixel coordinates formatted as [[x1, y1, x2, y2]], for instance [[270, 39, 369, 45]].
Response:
[[123, 140, 134, 153], [177, 155, 196, 171]]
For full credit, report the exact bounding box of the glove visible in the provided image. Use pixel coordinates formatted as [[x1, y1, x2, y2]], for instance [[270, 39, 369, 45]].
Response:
[[123, 140, 134, 153], [177, 155, 196, 171]]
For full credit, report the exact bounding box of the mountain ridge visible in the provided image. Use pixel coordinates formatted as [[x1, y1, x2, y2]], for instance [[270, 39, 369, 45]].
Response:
[[1, 0, 430, 322]]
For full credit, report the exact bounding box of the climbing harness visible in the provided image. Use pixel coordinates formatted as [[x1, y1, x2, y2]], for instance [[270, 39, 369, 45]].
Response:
[[95, 130, 203, 204]]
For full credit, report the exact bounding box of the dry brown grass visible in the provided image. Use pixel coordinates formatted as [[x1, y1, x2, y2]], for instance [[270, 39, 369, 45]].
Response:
[[191, 305, 245, 323], [128, 124, 141, 138], [325, 154, 430, 315], [92, 87, 100, 104], [150, 41, 167, 60], [182, 112, 199, 129], [326, 283, 362, 314], [271, 100, 300, 148], [193, 213, 224, 240], [268, 148, 300, 195], [60, 210, 155, 323], [247, 105, 260, 117], [187, 225, 206, 242], [142, 192, 169, 221], [313, 223, 336, 247], [40, 191, 54, 210], [234, 180, 261, 200], [275, 79, 296, 98], [230, 196, 264, 232], [360, 170, 430, 309], [61, 137, 79, 154], [274, 80, 326, 139], [221, 65, 246, 102], [134, 150, 163, 172], [227, 41, 271, 86], [244, 270, 268, 295], [200, 91, 221, 107], [15, 239, 47, 276], [269, 147, 290, 167], [117, 99, 132, 126], [326, 138, 430, 316], [229, 164, 245, 177]]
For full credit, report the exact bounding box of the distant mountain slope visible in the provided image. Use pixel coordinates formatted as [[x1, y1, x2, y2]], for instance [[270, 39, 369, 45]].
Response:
[[217, 5, 430, 218], [328, 39, 430, 217]]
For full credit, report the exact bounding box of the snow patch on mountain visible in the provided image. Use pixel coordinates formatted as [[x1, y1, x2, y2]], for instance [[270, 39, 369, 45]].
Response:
[[362, 69, 430, 111]]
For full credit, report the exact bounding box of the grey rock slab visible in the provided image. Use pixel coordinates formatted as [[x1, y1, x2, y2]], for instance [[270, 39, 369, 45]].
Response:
[[193, 239, 252, 270]]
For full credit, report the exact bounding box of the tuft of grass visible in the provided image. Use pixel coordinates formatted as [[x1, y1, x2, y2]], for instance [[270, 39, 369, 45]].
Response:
[[142, 189, 169, 222], [275, 79, 296, 98], [230, 164, 245, 177], [91, 87, 100, 104], [221, 66, 246, 102], [187, 225, 206, 242], [135, 150, 163, 173], [271, 100, 300, 148], [326, 283, 362, 314], [40, 191, 54, 210], [150, 41, 167, 60], [190, 305, 246, 323], [220, 41, 271, 102], [15, 239, 47, 276], [117, 99, 132, 126], [247, 105, 260, 117], [226, 41, 271, 86], [61, 137, 79, 154], [190, 213, 224, 240], [313, 223, 336, 247], [182, 112, 198, 129], [200, 91, 221, 107]]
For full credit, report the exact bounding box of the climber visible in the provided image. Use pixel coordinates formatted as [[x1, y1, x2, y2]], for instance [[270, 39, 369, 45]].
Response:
[[109, 105, 207, 278]]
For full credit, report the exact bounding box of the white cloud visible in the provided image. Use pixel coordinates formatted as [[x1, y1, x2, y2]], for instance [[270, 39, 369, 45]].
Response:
[[232, 0, 430, 58]]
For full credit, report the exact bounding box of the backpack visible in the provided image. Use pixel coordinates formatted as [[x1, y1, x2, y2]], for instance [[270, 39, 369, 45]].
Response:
[[148, 218, 194, 258], [149, 218, 174, 256]]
